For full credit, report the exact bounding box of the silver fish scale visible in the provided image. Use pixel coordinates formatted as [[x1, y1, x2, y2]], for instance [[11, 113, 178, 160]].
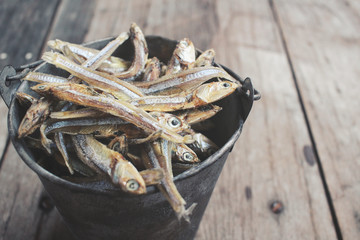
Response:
[[57, 56, 140, 99]]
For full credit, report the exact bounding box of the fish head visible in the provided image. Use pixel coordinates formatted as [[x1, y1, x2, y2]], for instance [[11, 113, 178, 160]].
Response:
[[112, 153, 147, 195], [151, 112, 190, 134], [31, 83, 53, 94], [175, 144, 200, 163], [195, 81, 239, 103], [31, 82, 72, 95]]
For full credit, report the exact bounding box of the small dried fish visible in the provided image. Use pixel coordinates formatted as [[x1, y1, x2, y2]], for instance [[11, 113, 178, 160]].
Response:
[[18, 97, 52, 138], [150, 112, 191, 134], [72, 134, 146, 194], [142, 141, 196, 222], [166, 38, 195, 75], [176, 104, 222, 125], [50, 108, 105, 120], [194, 49, 215, 67], [134, 66, 237, 95], [143, 57, 161, 82], [54, 132, 74, 174], [47, 39, 131, 73], [191, 133, 219, 157], [43, 116, 144, 138], [173, 143, 200, 163], [15, 92, 36, 106], [131, 81, 238, 112], [111, 23, 148, 80], [23, 72, 70, 84], [32, 83, 193, 144], [139, 168, 164, 186], [42, 52, 144, 100]]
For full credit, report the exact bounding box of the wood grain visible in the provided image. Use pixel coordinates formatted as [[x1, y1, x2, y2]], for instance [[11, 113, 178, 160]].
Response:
[[0, 0, 60, 168], [0, 1, 94, 239], [195, 0, 337, 239], [0, 143, 43, 240], [273, 0, 360, 239]]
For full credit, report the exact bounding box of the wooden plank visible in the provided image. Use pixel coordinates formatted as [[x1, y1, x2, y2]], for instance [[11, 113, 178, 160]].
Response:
[[0, 1, 95, 239], [192, 0, 338, 239], [0, 0, 60, 168], [0, 143, 44, 240], [273, 0, 360, 239], [84, 0, 219, 50]]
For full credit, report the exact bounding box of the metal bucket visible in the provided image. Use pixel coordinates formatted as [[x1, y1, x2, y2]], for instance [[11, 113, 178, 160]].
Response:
[[0, 36, 258, 240]]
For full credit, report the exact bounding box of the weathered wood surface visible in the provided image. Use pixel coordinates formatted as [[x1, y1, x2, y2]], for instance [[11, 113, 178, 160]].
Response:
[[196, 0, 337, 239], [0, 0, 60, 166], [273, 0, 360, 239], [0, 0, 358, 239]]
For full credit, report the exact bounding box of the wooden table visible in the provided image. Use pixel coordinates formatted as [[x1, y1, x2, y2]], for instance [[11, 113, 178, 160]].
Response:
[[0, 0, 358, 239]]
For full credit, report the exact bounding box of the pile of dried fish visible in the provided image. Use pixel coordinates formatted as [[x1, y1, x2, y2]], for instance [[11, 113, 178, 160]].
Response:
[[17, 23, 239, 221]]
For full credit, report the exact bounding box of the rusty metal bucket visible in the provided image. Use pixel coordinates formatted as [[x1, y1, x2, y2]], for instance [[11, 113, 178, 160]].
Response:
[[0, 36, 258, 240]]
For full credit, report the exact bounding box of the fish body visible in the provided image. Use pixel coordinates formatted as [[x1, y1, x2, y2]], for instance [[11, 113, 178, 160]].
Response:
[[42, 52, 144, 100], [111, 23, 148, 80], [166, 38, 195, 75], [47, 39, 130, 73], [194, 49, 215, 67], [32, 83, 193, 144], [131, 81, 238, 112], [72, 134, 146, 194], [134, 66, 237, 95], [18, 97, 52, 138], [176, 104, 222, 125]]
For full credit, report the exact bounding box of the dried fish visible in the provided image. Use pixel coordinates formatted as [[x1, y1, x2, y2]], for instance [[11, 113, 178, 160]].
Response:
[[72, 134, 146, 194], [54, 132, 74, 174], [31, 82, 193, 144], [131, 81, 238, 112], [143, 57, 161, 82], [173, 143, 200, 163], [23, 72, 70, 84], [111, 23, 148, 80], [139, 168, 164, 186], [50, 108, 105, 120], [15, 92, 36, 106], [194, 49, 215, 67], [18, 97, 52, 138], [48, 39, 131, 73], [134, 66, 237, 95], [176, 104, 222, 125], [42, 52, 144, 100], [142, 141, 196, 222], [166, 38, 195, 75]]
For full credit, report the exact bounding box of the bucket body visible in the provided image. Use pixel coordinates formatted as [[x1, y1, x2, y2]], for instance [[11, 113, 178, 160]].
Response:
[[4, 36, 255, 240]]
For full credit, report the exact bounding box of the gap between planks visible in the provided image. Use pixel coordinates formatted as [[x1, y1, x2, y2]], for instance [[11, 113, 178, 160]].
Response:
[[268, 0, 343, 239]]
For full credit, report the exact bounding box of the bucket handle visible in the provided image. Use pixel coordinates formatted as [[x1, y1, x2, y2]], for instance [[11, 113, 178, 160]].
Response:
[[0, 60, 44, 107], [220, 64, 260, 121]]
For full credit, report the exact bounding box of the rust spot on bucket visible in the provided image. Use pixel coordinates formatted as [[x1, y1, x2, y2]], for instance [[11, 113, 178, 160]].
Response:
[[303, 145, 316, 166]]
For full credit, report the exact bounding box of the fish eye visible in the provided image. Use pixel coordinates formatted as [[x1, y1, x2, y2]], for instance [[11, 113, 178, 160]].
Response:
[[126, 179, 139, 191], [182, 152, 194, 162], [221, 82, 231, 88], [37, 85, 46, 90], [168, 117, 181, 128]]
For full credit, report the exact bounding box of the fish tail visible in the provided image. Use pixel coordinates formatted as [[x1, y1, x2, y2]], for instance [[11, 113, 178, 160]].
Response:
[[178, 202, 198, 223], [42, 51, 57, 64]]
